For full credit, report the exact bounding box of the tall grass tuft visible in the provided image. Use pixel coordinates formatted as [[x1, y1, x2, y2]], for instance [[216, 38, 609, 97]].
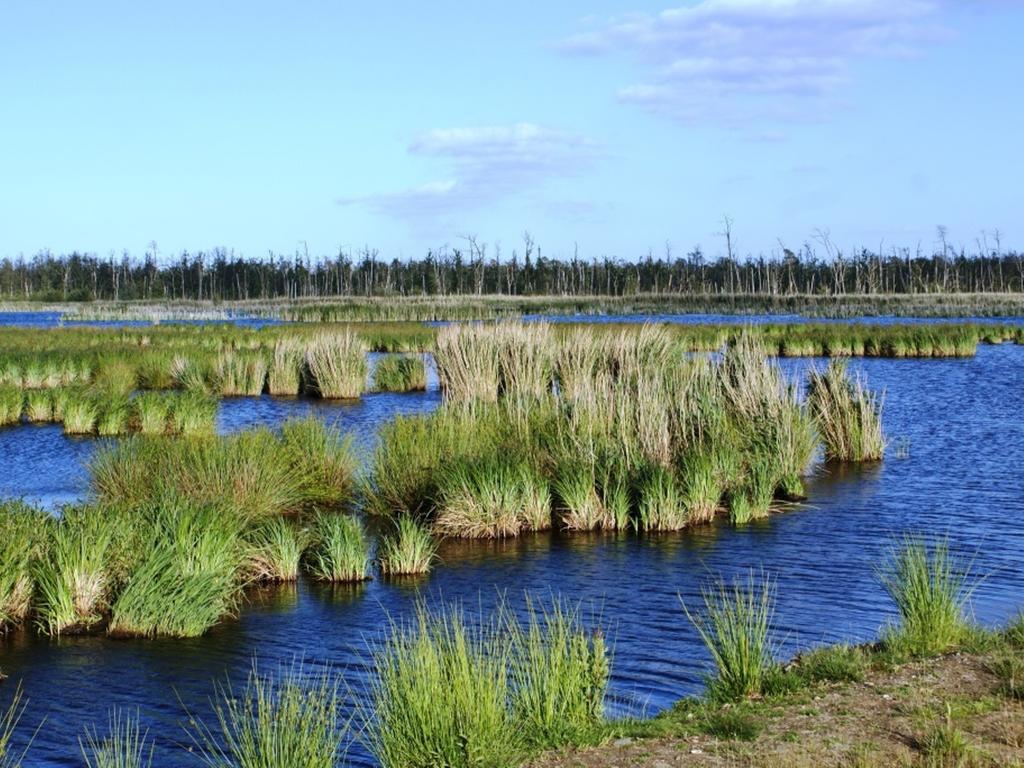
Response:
[[305, 513, 369, 582], [279, 417, 358, 508], [684, 572, 777, 702], [133, 392, 171, 435], [0, 502, 46, 631], [267, 338, 304, 396], [80, 709, 153, 768], [506, 599, 609, 748], [190, 662, 343, 768], [0, 685, 31, 768], [97, 397, 132, 437], [879, 537, 973, 657], [214, 351, 268, 397], [372, 354, 428, 392], [24, 390, 52, 423], [367, 605, 520, 768], [169, 392, 217, 436], [305, 330, 368, 399], [108, 500, 243, 638], [434, 458, 549, 539], [378, 516, 435, 576], [0, 386, 23, 426], [34, 506, 117, 635], [807, 360, 885, 462], [434, 323, 501, 403], [246, 517, 306, 583], [64, 391, 100, 435]]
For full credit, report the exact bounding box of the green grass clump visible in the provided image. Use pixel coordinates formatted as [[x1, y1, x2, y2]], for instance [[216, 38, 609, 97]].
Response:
[[506, 600, 608, 748], [63, 391, 100, 435], [0, 502, 47, 630], [267, 338, 304, 396], [305, 513, 369, 582], [879, 538, 973, 658], [93, 359, 137, 396], [554, 465, 612, 532], [190, 663, 343, 768], [279, 417, 358, 508], [170, 354, 212, 393], [214, 350, 267, 397], [133, 392, 171, 435], [97, 397, 132, 436], [636, 464, 688, 531], [373, 354, 427, 392], [794, 643, 868, 684], [684, 572, 777, 703], [807, 360, 885, 462], [246, 517, 306, 583], [305, 330, 368, 399], [434, 457, 549, 539], [367, 606, 520, 768], [34, 506, 118, 635], [0, 386, 23, 425], [378, 516, 435, 576], [169, 391, 217, 435], [108, 500, 243, 638], [24, 390, 52, 423], [80, 708, 153, 768]]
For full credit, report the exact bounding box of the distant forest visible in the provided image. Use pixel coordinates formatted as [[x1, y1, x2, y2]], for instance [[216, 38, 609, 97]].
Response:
[[3, 234, 1023, 302]]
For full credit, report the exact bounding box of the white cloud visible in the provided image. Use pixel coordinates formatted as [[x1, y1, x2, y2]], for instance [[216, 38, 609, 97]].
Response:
[[561, 0, 948, 126], [341, 123, 596, 220]]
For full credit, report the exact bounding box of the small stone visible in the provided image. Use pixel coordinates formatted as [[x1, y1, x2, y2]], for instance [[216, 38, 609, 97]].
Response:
[[612, 737, 633, 747], [690, 747, 704, 754]]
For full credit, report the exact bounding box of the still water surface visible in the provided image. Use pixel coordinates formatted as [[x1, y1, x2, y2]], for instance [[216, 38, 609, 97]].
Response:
[[0, 345, 1022, 765]]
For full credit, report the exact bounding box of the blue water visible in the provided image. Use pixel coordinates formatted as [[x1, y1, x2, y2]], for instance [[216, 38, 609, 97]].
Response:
[[0, 345, 1022, 766]]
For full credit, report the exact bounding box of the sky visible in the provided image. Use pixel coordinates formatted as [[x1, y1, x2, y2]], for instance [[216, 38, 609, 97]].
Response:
[[1, 1, 1022, 262]]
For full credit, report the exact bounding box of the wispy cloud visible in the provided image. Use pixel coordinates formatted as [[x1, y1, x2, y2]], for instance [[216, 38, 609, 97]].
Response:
[[560, 0, 949, 126], [340, 123, 597, 219]]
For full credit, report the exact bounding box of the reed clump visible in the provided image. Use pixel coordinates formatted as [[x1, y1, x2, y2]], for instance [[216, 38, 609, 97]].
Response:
[[189, 662, 343, 768], [304, 330, 368, 399], [305, 512, 369, 583], [267, 338, 304, 395], [0, 502, 47, 631], [214, 350, 268, 397], [372, 354, 427, 392], [0, 386, 23, 425], [807, 360, 886, 462], [80, 708, 153, 768], [684, 572, 778, 702], [434, 457, 550, 539], [879, 537, 973, 658], [245, 517, 306, 583], [378, 516, 435, 576]]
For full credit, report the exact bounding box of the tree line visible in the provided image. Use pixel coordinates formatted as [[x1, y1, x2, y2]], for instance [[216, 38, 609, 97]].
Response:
[[2, 234, 1022, 302]]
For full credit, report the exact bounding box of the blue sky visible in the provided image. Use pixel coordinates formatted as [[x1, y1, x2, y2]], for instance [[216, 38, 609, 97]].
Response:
[[1, 1, 1022, 261]]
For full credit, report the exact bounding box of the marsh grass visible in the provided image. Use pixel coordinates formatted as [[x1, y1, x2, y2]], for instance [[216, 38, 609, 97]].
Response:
[[246, 517, 306, 583], [305, 330, 368, 399], [0, 386, 23, 426], [169, 392, 217, 436], [0, 502, 46, 630], [97, 397, 132, 436], [279, 417, 358, 508], [34, 506, 117, 635], [108, 500, 243, 638], [684, 572, 777, 702], [267, 338, 304, 396], [434, 323, 501, 403], [506, 599, 609, 748], [306, 513, 369, 582], [367, 605, 520, 768], [170, 354, 211, 394], [378, 516, 435, 576], [63, 392, 100, 435], [372, 354, 427, 392], [189, 662, 343, 768], [24, 390, 52, 422], [879, 538, 973, 658], [133, 392, 171, 435], [434, 457, 549, 539], [554, 465, 611, 532], [0, 686, 31, 768], [214, 350, 268, 397], [636, 464, 687, 531], [80, 709, 153, 768], [807, 360, 885, 462]]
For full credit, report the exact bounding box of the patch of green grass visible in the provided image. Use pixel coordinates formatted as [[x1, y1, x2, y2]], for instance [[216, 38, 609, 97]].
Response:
[[0, 386, 24, 426], [373, 354, 427, 392], [794, 643, 869, 684], [879, 537, 973, 658], [807, 359, 885, 462], [305, 513, 369, 583], [0, 502, 46, 630], [304, 330, 367, 399], [279, 417, 358, 509], [699, 709, 763, 741], [190, 662, 343, 768], [434, 456, 549, 539], [245, 517, 306, 583], [80, 708, 153, 768], [378, 516, 435, 576], [683, 572, 777, 703], [133, 392, 171, 435], [366, 605, 521, 768]]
